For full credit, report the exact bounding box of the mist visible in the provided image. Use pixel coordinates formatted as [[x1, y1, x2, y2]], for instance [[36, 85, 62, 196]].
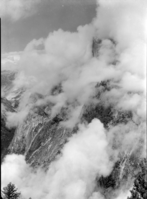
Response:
[[2, 119, 114, 199], [1, 0, 146, 199]]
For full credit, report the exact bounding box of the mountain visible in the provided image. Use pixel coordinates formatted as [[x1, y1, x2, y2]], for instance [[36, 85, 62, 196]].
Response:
[[1, 38, 146, 199]]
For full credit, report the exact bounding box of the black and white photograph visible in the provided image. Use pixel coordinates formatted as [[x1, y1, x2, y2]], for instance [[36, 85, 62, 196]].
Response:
[[1, 0, 147, 199]]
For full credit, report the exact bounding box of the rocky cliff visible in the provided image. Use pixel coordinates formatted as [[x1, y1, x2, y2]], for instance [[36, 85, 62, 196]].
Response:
[[1, 37, 146, 199]]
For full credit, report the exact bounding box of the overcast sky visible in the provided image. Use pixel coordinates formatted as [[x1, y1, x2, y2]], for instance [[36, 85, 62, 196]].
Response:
[[1, 0, 96, 53]]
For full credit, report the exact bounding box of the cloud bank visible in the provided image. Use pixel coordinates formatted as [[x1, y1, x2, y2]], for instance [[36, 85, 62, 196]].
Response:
[[2, 119, 114, 199], [1, 0, 146, 199]]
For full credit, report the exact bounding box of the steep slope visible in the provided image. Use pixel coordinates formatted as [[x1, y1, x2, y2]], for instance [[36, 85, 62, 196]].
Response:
[[6, 89, 135, 172], [1, 98, 15, 161], [1, 35, 146, 198], [128, 159, 147, 199]]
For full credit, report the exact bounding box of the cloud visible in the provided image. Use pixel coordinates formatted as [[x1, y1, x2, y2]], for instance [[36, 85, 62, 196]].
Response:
[[6, 109, 29, 129], [1, 0, 146, 198], [2, 119, 113, 199], [1, 0, 146, 131], [0, 0, 41, 21]]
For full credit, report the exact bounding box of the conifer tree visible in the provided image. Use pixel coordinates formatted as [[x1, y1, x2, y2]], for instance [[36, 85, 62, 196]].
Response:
[[1, 182, 21, 199]]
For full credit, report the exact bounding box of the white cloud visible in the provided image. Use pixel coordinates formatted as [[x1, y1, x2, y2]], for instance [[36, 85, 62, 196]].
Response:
[[1, 1, 146, 198], [2, 119, 113, 199], [0, 0, 41, 21], [1, 52, 22, 71], [2, 0, 146, 128]]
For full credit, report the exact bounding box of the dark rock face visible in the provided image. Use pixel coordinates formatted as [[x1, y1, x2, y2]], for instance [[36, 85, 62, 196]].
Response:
[[82, 103, 132, 128], [82, 104, 113, 128], [25, 119, 72, 168], [98, 154, 141, 189], [1, 98, 15, 161], [127, 159, 147, 199], [95, 158, 147, 199], [1, 98, 14, 113], [92, 39, 102, 57], [6, 94, 133, 169], [8, 105, 73, 168], [1, 118, 15, 161]]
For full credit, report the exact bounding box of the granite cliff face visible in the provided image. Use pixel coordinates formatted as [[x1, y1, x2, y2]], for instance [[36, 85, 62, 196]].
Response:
[[1, 98, 15, 161], [2, 90, 146, 198], [1, 77, 133, 168], [1, 37, 146, 199]]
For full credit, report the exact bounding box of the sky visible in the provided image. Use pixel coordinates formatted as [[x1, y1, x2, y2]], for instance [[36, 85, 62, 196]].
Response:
[[1, 0, 96, 53]]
